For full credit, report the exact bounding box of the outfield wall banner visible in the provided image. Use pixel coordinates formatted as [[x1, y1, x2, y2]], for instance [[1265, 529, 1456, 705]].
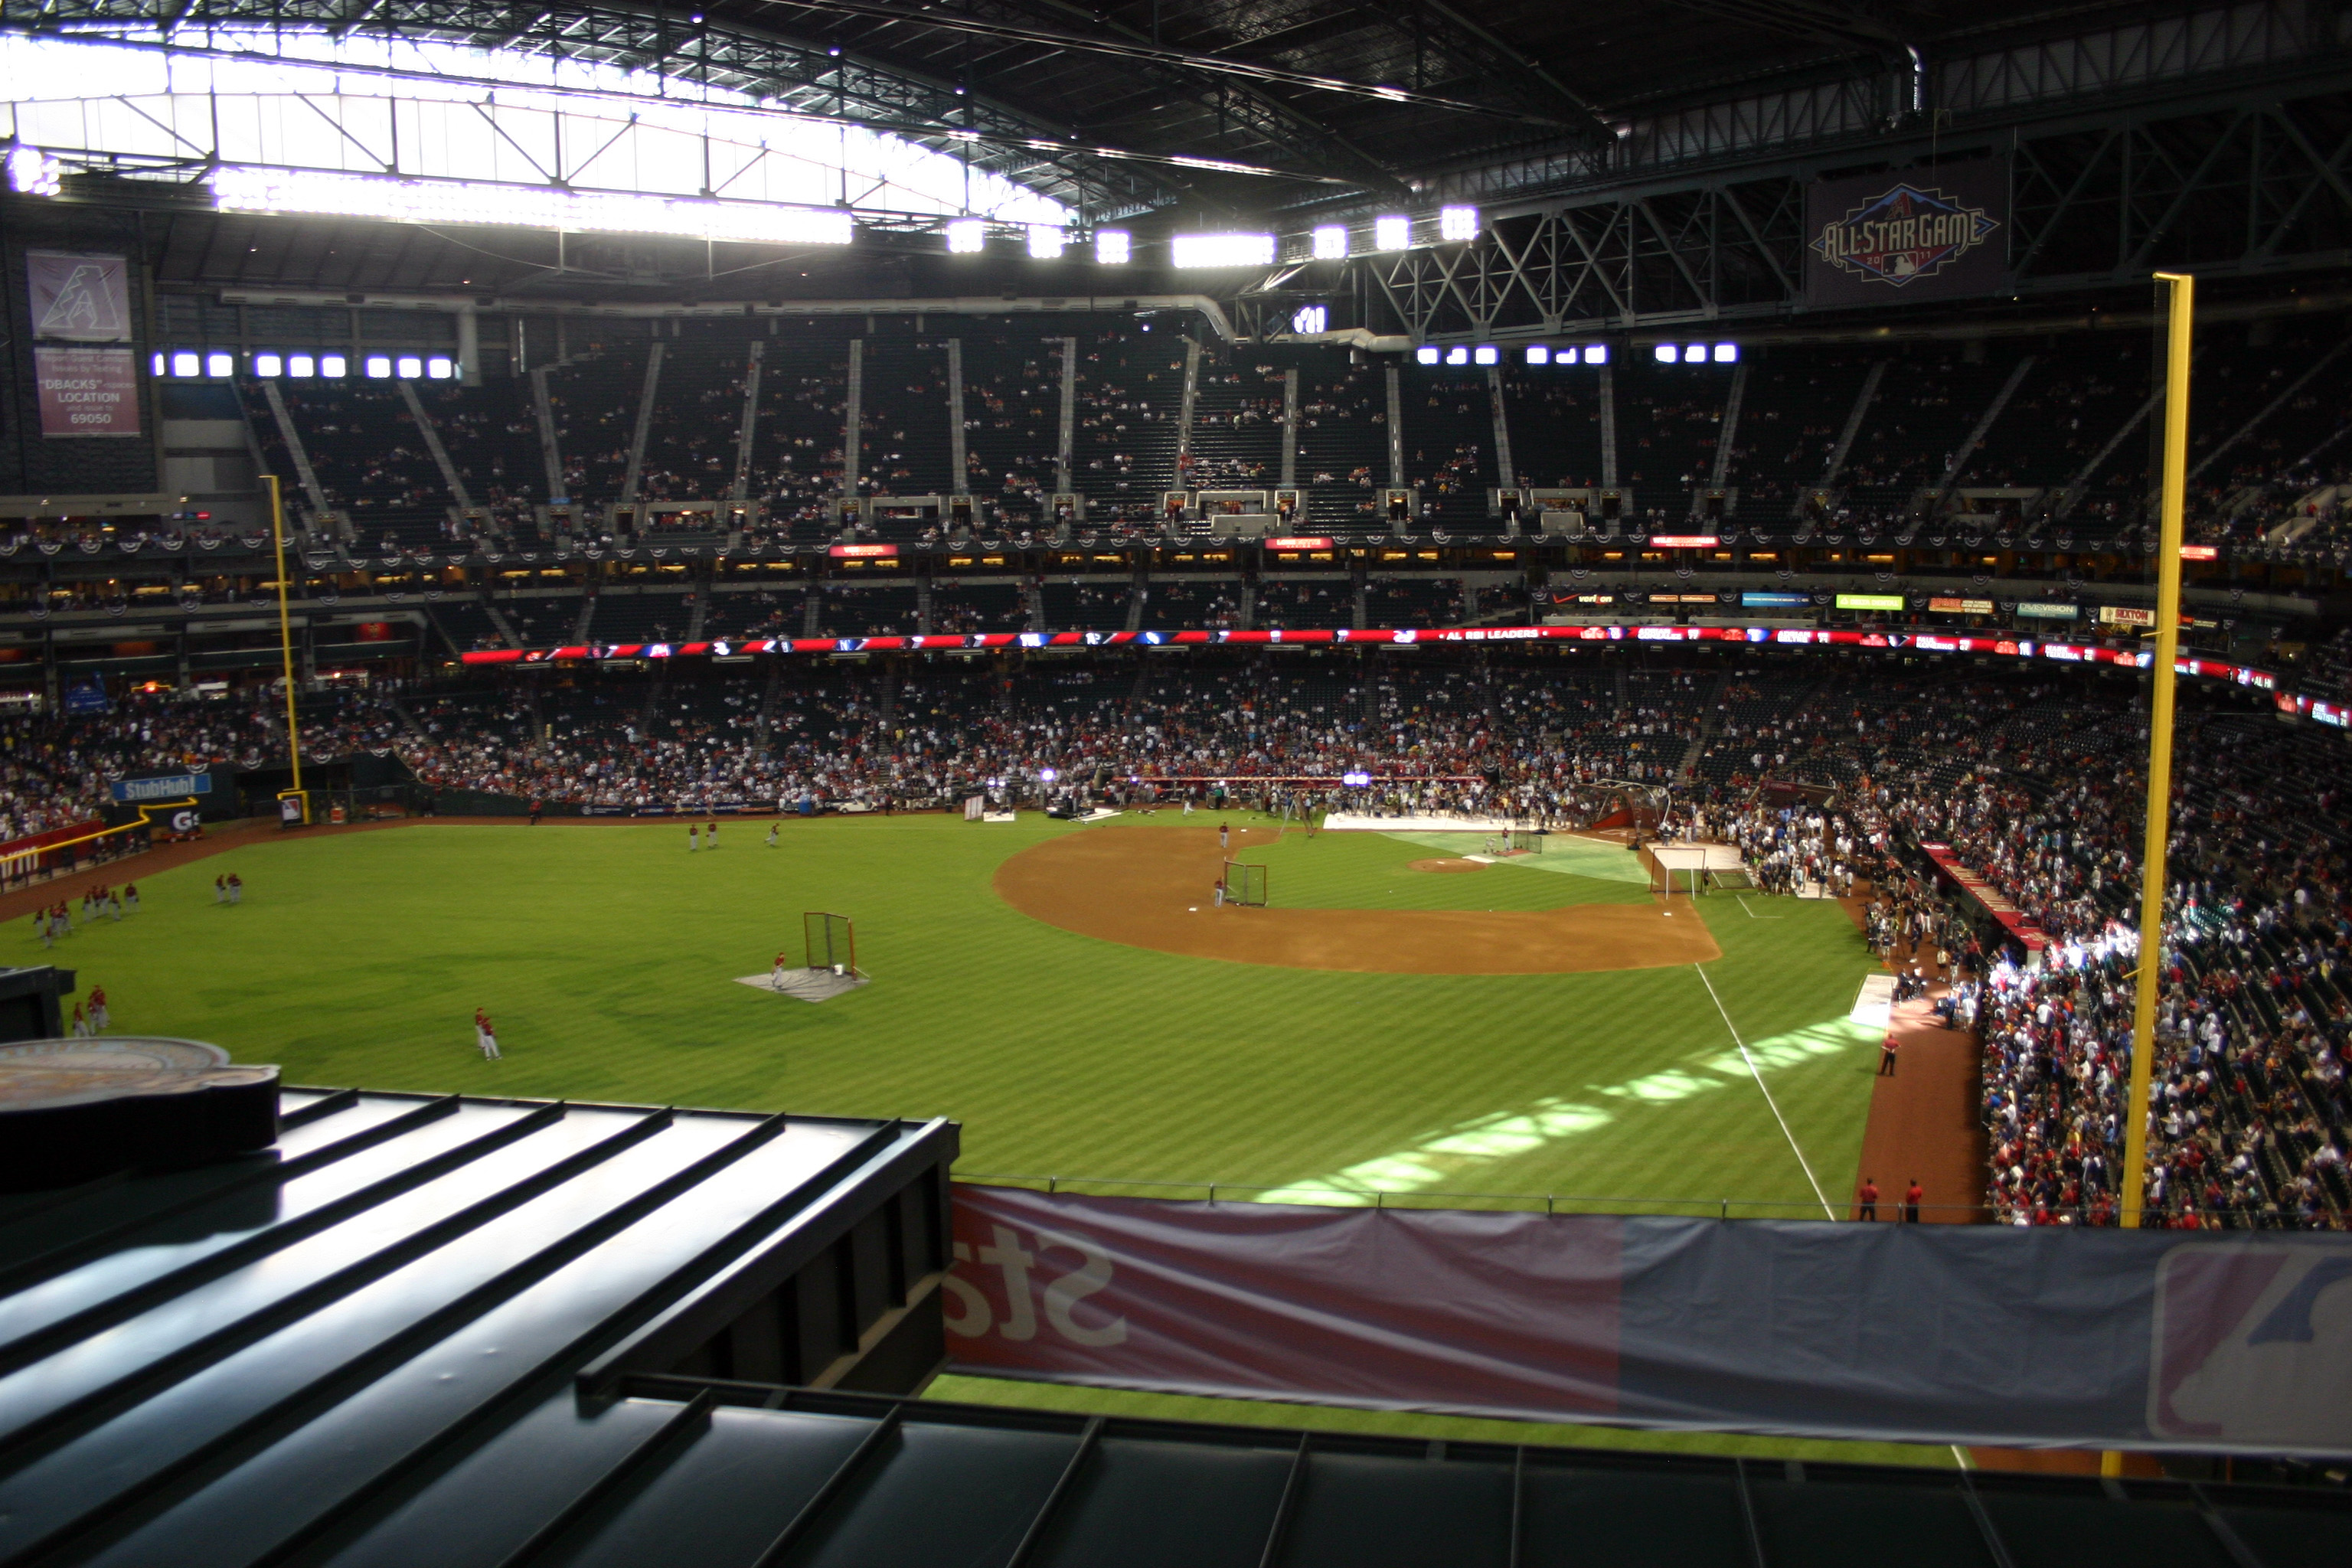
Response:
[[1805, 160, 2006, 307], [945, 1184, 2352, 1454]]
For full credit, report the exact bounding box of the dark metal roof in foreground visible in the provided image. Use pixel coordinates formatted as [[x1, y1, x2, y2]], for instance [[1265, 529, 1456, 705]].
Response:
[[0, 1087, 957, 1568], [0, 1086, 2346, 1566]]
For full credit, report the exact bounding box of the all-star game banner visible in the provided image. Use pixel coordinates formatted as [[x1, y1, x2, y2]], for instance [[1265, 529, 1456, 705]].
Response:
[[1804, 159, 2007, 308]]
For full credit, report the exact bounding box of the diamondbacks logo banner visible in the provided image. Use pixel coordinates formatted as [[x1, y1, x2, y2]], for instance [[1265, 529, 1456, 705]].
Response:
[[27, 250, 132, 344], [1805, 160, 2007, 307]]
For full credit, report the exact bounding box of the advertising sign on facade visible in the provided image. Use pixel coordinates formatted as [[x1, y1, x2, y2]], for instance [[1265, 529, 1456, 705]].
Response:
[[27, 250, 132, 343], [34, 346, 141, 437], [1805, 160, 2007, 307]]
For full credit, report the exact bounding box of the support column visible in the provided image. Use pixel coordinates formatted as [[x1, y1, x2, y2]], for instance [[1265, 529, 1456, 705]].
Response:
[[259, 380, 332, 521], [1485, 364, 1516, 489], [1055, 336, 1078, 495], [1710, 360, 1747, 488], [842, 338, 864, 494], [1922, 355, 2035, 516], [619, 341, 664, 504], [1280, 368, 1299, 488], [947, 338, 969, 493], [1597, 363, 1619, 489], [1384, 366, 1404, 487], [397, 379, 473, 509], [1177, 338, 1202, 475], [730, 340, 764, 501], [456, 305, 482, 387], [531, 365, 566, 501], [1802, 361, 1886, 518]]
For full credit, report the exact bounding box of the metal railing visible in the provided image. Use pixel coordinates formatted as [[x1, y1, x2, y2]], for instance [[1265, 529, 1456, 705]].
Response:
[[955, 1171, 2010, 1222]]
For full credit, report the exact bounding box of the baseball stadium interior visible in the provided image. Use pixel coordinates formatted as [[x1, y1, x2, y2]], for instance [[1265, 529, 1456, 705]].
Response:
[[5, 0, 2352, 1562]]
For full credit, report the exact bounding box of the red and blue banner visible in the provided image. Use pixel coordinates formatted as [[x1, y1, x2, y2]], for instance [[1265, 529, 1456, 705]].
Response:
[[946, 1184, 2352, 1453]]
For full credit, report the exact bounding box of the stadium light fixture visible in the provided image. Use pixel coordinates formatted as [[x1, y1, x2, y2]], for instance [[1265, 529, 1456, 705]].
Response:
[[1414, 346, 1439, 364], [206, 351, 234, 378], [1373, 214, 1411, 251], [426, 355, 455, 378], [1439, 204, 1478, 241], [1312, 224, 1349, 260], [1584, 344, 1608, 364], [321, 353, 348, 377], [1094, 229, 1130, 264], [210, 166, 854, 246], [1171, 232, 1276, 268], [1445, 346, 1468, 365], [1683, 344, 1707, 363], [395, 354, 423, 379], [1292, 304, 1328, 335], [1713, 342, 1738, 362], [253, 352, 283, 377], [946, 217, 986, 253], [1027, 224, 1065, 260], [1472, 345, 1498, 365], [170, 351, 198, 378], [364, 355, 392, 378], [1654, 344, 1678, 364], [289, 354, 315, 377], [1525, 345, 1550, 365], [7, 145, 61, 196], [150, 352, 165, 376]]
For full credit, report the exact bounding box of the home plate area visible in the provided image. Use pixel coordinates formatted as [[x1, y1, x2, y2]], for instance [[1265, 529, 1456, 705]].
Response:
[[734, 968, 871, 1003]]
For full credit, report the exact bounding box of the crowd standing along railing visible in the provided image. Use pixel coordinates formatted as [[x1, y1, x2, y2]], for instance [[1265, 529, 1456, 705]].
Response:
[[456, 621, 2345, 727]]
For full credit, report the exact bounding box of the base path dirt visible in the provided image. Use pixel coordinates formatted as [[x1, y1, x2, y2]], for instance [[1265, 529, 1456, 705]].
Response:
[[1408, 858, 1485, 874], [995, 825, 1720, 975]]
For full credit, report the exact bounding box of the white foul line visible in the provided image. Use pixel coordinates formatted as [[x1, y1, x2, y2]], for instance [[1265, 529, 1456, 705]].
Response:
[[1694, 965, 1835, 1219], [1734, 894, 1782, 920]]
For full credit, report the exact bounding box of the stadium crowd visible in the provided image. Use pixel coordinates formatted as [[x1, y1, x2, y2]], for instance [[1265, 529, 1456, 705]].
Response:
[[2, 648, 2344, 1232]]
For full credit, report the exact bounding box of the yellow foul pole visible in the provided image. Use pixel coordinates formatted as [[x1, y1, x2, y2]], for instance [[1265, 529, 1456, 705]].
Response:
[[2121, 273, 2194, 1231], [266, 474, 305, 809]]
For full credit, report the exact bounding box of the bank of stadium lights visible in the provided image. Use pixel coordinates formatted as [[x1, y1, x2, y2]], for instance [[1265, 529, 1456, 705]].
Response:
[[1655, 342, 1740, 364], [210, 167, 854, 247], [1312, 225, 1349, 260], [6, 145, 62, 196], [1373, 215, 1411, 251], [944, 218, 985, 253], [1413, 345, 1501, 365], [1171, 232, 1276, 269], [1439, 205, 1478, 241], [1095, 229, 1130, 264], [1292, 305, 1328, 335], [1026, 224, 1065, 260]]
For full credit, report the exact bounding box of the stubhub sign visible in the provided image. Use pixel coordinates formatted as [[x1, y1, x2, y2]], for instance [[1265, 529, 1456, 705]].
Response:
[[109, 773, 214, 803]]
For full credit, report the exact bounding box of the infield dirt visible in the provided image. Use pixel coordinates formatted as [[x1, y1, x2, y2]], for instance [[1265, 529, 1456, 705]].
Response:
[[995, 824, 1720, 975]]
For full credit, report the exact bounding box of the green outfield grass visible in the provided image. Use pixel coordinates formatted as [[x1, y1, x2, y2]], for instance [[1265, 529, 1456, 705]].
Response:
[[47, 813, 1880, 1215], [45, 812, 1903, 1458]]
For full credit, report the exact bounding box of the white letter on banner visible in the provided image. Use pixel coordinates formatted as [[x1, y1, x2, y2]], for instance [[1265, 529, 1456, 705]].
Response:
[[942, 1242, 994, 1338], [979, 1224, 1039, 1340], [1035, 1229, 1129, 1347]]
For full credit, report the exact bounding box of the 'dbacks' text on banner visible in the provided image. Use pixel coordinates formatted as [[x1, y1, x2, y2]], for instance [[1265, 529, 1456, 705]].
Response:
[[946, 1184, 2352, 1454]]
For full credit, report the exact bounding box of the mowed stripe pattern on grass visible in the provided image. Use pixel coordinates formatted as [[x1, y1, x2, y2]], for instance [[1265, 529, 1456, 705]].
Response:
[[50, 817, 1880, 1213]]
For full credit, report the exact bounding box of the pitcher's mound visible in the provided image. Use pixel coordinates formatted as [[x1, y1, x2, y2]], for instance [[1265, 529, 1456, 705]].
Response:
[[734, 969, 870, 1003], [1409, 858, 1486, 873]]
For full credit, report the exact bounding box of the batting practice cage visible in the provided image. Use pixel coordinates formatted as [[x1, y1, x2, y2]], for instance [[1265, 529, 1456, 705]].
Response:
[[1223, 863, 1268, 907], [804, 911, 860, 975]]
